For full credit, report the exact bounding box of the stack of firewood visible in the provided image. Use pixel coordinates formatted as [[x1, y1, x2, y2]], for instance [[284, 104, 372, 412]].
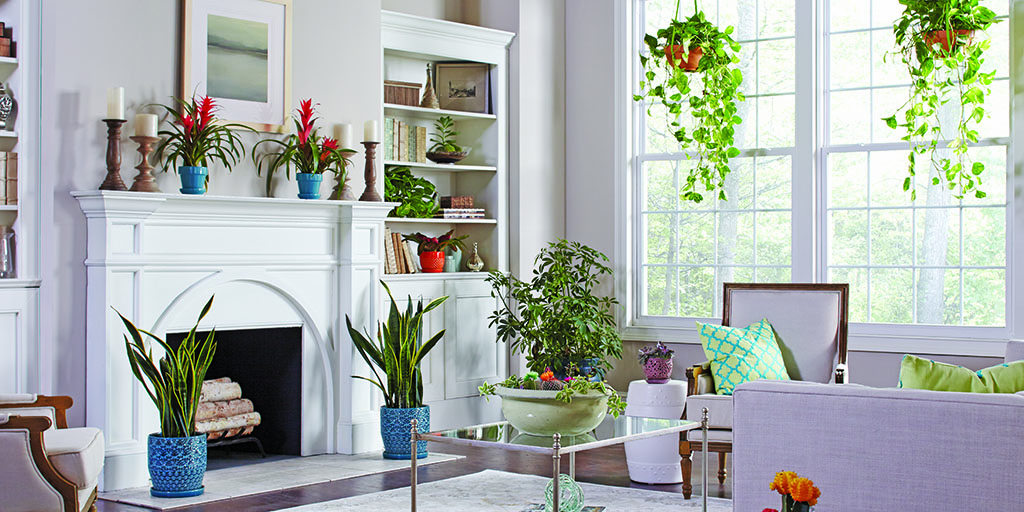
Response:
[[196, 377, 261, 440]]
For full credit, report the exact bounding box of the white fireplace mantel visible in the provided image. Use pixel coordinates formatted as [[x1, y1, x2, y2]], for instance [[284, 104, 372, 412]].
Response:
[[74, 190, 396, 491]]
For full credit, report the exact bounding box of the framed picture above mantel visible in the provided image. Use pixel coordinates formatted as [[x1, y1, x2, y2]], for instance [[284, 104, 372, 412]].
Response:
[[181, 0, 292, 133]]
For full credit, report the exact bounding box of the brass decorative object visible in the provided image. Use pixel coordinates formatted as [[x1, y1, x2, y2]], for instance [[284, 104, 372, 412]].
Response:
[[420, 63, 439, 109], [466, 242, 484, 272]]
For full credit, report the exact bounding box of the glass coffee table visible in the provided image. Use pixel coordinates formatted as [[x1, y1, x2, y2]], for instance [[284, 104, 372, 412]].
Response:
[[408, 408, 711, 512]]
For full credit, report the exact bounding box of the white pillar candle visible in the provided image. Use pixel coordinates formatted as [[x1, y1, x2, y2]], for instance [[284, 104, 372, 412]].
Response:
[[134, 113, 158, 137], [107, 87, 125, 120], [363, 120, 378, 142], [335, 123, 354, 149]]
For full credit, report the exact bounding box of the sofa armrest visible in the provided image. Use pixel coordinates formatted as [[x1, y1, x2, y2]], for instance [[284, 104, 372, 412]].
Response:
[[0, 415, 78, 511], [0, 395, 72, 429]]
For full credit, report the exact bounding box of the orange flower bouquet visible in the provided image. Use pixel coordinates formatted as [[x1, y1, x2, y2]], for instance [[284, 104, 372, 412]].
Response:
[[769, 471, 820, 512]]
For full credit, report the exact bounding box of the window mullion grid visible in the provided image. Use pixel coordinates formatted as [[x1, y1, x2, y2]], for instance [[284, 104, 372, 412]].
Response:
[[791, 0, 816, 283]]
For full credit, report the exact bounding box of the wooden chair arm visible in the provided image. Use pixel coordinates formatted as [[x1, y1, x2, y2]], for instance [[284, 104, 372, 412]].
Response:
[[0, 415, 78, 511], [0, 395, 73, 429]]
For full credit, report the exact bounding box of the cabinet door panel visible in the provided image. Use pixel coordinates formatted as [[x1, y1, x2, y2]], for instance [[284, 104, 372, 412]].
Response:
[[380, 281, 446, 403], [444, 280, 505, 398], [0, 288, 38, 393]]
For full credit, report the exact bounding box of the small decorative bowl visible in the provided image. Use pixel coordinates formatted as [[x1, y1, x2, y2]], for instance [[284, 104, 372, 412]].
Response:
[[426, 150, 468, 164]]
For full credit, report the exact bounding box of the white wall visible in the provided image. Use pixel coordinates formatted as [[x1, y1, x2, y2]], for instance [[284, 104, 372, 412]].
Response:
[[40, 0, 383, 426], [382, 0, 464, 22]]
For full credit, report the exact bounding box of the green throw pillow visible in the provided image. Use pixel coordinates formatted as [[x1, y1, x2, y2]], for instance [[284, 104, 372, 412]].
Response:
[[698, 318, 790, 395], [898, 354, 1024, 393]]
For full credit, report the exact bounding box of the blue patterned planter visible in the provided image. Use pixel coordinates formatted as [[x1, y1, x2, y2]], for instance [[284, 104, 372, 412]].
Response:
[[178, 166, 208, 195], [148, 433, 207, 497], [296, 173, 323, 200], [555, 357, 605, 382], [380, 406, 429, 460]]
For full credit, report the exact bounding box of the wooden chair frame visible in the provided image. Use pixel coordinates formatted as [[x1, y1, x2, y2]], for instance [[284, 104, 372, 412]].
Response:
[[680, 283, 849, 498]]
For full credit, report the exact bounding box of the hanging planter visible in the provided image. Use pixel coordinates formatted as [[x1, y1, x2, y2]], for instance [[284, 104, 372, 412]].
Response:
[[635, 0, 744, 203], [882, 0, 999, 201]]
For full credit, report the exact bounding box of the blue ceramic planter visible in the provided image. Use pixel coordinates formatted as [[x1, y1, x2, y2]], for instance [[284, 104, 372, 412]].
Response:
[[296, 173, 323, 200], [148, 433, 207, 498], [554, 357, 605, 382], [380, 406, 429, 460], [178, 166, 208, 195]]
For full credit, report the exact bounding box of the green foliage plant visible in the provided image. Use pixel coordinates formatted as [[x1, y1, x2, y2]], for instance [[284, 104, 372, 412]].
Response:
[[882, 0, 999, 200], [403, 229, 468, 254], [116, 296, 217, 438], [346, 281, 448, 409], [429, 115, 464, 153], [479, 374, 627, 417], [153, 95, 255, 182], [635, 0, 744, 203], [486, 239, 622, 376], [384, 165, 440, 218]]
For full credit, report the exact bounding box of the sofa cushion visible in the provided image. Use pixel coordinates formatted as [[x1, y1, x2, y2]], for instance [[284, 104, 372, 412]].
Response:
[[899, 354, 1024, 393], [698, 318, 790, 395], [43, 427, 104, 490], [685, 393, 733, 429]]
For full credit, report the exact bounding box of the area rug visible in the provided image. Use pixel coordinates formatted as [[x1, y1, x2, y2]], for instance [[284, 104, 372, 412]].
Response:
[[284, 469, 733, 511], [99, 452, 462, 510]]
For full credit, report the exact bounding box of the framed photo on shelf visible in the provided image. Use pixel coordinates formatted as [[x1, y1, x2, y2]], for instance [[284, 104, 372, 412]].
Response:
[[435, 62, 490, 113], [181, 0, 292, 132]]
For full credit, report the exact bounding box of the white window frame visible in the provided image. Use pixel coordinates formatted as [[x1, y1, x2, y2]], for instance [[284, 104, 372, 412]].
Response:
[[616, 0, 1022, 356]]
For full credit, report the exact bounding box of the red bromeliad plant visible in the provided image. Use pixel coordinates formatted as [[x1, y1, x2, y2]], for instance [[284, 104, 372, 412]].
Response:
[[252, 99, 356, 196], [402, 229, 468, 254], [153, 95, 254, 173]]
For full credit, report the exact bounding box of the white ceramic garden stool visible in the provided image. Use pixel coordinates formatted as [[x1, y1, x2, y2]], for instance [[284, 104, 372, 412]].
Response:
[[623, 379, 687, 484]]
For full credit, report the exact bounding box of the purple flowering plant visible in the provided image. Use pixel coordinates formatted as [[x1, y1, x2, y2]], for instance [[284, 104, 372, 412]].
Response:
[[638, 342, 674, 365]]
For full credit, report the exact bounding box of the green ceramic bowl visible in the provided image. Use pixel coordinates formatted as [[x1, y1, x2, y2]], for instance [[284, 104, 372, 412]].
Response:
[[494, 386, 610, 437]]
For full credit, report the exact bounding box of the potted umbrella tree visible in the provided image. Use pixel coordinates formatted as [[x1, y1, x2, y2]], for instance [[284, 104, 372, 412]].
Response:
[[346, 281, 448, 459], [116, 296, 217, 498], [153, 96, 254, 195]]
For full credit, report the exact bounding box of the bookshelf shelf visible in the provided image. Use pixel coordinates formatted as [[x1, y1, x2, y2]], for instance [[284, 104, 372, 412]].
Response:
[[384, 103, 496, 121], [382, 272, 488, 281], [383, 160, 497, 172], [385, 217, 497, 225], [0, 57, 17, 80], [0, 205, 17, 211]]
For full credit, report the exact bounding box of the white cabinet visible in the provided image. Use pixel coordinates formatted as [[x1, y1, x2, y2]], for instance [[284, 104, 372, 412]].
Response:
[[383, 279, 447, 404], [0, 286, 38, 393]]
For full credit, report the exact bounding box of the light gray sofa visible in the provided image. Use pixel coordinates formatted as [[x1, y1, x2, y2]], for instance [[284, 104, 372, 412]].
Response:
[[733, 341, 1024, 511]]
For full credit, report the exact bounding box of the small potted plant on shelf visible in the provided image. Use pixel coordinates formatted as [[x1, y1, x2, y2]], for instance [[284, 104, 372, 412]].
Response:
[[425, 115, 468, 164], [638, 342, 675, 384], [478, 239, 626, 436], [635, 0, 744, 203], [153, 95, 254, 195], [384, 165, 440, 218], [403, 229, 468, 273], [116, 296, 217, 498], [346, 281, 447, 460], [767, 471, 821, 512], [883, 0, 999, 200], [252, 99, 354, 199]]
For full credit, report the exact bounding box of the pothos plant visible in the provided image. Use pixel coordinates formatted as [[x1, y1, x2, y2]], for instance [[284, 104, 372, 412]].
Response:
[[882, 0, 999, 200], [384, 165, 439, 218], [635, 0, 744, 203]]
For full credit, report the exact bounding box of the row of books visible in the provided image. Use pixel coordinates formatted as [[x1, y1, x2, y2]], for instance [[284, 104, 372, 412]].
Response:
[[434, 208, 485, 219], [383, 118, 428, 164], [0, 152, 17, 205], [384, 228, 421, 275]]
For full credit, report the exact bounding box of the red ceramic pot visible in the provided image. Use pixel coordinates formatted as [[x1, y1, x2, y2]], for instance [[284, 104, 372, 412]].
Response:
[[419, 251, 445, 273]]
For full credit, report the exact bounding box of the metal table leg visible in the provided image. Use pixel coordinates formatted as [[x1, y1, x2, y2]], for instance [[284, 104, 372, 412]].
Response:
[[552, 433, 561, 512], [410, 418, 418, 512], [701, 407, 709, 512], [569, 452, 575, 479]]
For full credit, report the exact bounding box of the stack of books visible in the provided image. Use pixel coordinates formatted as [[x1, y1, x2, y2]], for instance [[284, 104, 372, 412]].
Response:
[[434, 208, 485, 220], [384, 118, 427, 164], [383, 228, 421, 275], [0, 152, 17, 205]]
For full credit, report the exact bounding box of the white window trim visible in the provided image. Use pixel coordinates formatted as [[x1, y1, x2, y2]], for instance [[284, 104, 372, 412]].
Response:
[[615, 0, 1024, 356]]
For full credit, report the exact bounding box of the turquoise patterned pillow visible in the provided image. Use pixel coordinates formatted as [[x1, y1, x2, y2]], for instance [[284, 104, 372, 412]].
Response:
[[698, 318, 790, 395]]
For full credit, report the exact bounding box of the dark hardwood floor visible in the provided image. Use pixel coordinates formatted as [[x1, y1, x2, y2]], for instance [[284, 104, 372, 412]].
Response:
[[96, 445, 731, 511]]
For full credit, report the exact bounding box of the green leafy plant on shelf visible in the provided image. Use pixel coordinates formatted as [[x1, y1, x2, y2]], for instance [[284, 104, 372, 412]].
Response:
[[882, 0, 999, 200], [384, 165, 439, 218], [429, 115, 463, 153], [634, 0, 744, 203]]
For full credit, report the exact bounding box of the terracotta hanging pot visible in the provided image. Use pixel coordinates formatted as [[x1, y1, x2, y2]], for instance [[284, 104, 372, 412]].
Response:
[[922, 29, 974, 53], [664, 45, 703, 71]]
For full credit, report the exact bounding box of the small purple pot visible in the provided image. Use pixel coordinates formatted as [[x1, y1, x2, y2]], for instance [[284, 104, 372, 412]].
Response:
[[643, 357, 674, 384]]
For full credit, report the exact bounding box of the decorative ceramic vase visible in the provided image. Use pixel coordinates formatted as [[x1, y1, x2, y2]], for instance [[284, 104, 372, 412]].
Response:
[[420, 63, 439, 109], [466, 242, 484, 272], [379, 406, 429, 460], [296, 172, 323, 200], [643, 357, 674, 384], [178, 166, 208, 195], [147, 433, 207, 498], [494, 386, 609, 437], [419, 250, 445, 273], [0, 83, 14, 130], [444, 247, 462, 272]]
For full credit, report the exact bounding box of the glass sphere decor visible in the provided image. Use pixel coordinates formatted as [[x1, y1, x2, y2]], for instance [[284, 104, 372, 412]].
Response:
[[545, 473, 584, 512]]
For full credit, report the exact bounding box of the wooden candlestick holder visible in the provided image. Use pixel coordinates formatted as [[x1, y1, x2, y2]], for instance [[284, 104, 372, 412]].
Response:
[[99, 119, 128, 191], [128, 135, 161, 193], [358, 141, 382, 202], [331, 150, 359, 200]]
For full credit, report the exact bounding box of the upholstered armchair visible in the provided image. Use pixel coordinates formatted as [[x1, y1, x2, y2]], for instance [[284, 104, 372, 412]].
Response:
[[0, 394, 104, 512], [680, 283, 849, 498]]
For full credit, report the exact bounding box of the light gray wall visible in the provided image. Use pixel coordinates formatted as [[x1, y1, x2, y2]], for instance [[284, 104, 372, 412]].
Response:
[[382, 0, 464, 22], [40, 0, 383, 426]]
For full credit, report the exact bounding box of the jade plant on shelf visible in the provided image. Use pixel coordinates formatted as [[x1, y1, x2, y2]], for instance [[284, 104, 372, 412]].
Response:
[[153, 95, 255, 195], [425, 115, 467, 164], [252, 99, 354, 199], [384, 165, 440, 218], [403, 229, 468, 273], [882, 0, 999, 200], [635, 0, 744, 203]]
